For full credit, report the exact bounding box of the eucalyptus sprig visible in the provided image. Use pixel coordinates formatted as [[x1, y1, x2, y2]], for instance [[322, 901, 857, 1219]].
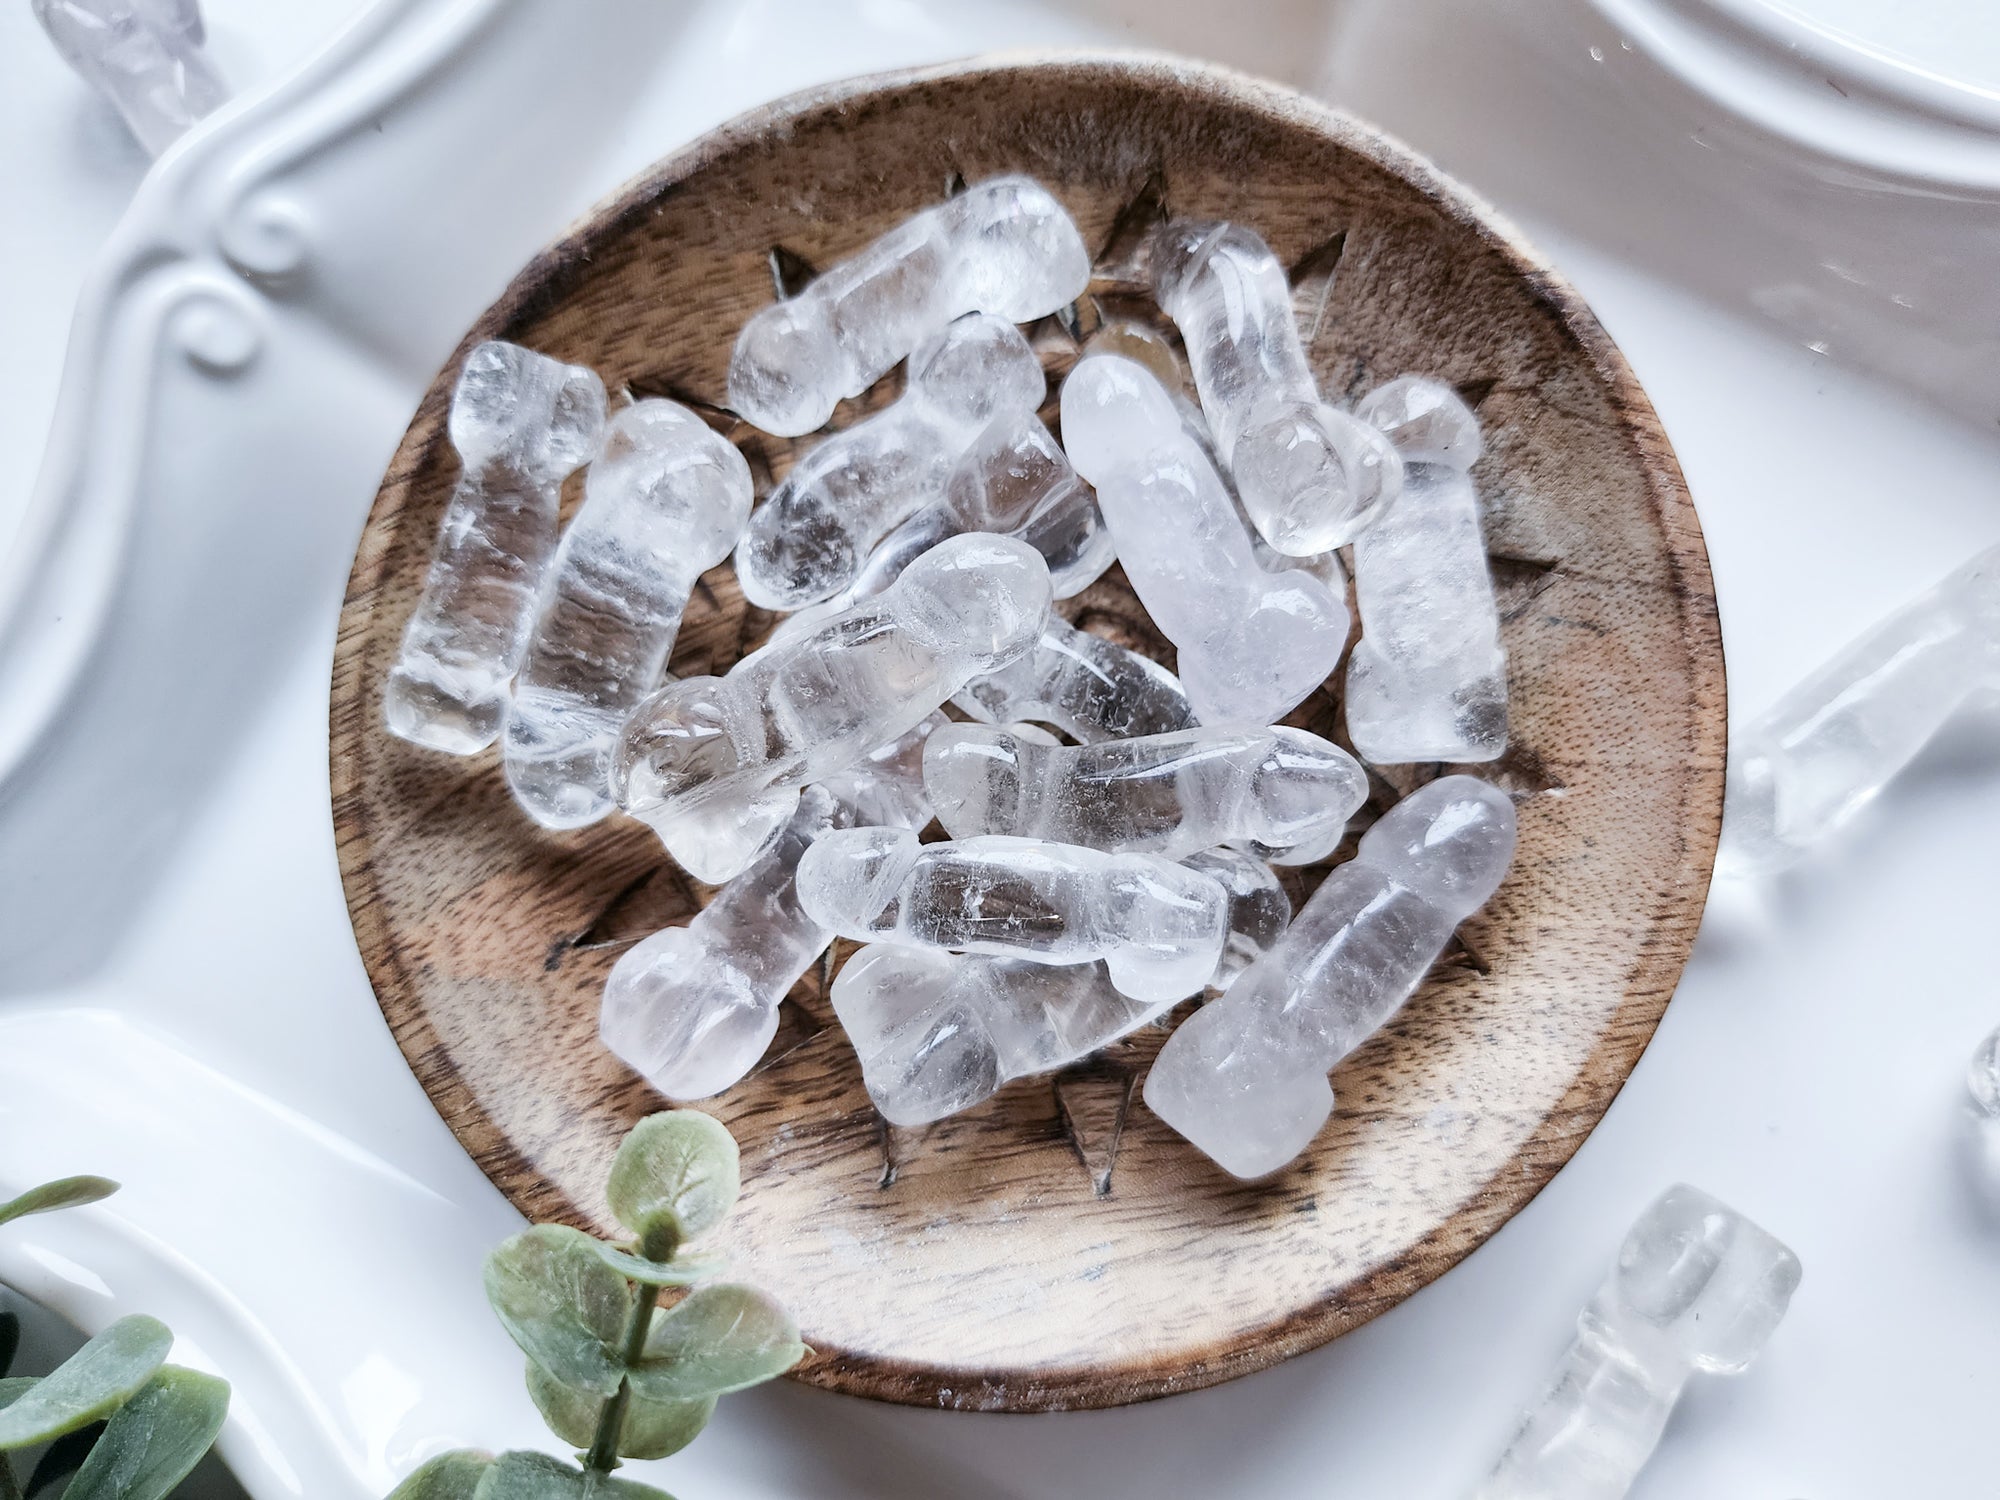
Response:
[[389, 1111, 805, 1499]]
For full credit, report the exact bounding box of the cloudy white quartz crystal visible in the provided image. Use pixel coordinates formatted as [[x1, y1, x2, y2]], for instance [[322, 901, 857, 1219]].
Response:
[[502, 401, 751, 828], [952, 616, 1196, 744], [1060, 354, 1349, 724], [727, 176, 1090, 437], [1477, 1183, 1801, 1500], [1145, 775, 1516, 1178], [1356, 374, 1485, 469], [1150, 220, 1402, 554], [923, 723, 1366, 865], [734, 314, 1045, 609], [384, 342, 607, 755], [797, 828, 1229, 1005], [32, 0, 227, 156], [1721, 540, 2000, 875]]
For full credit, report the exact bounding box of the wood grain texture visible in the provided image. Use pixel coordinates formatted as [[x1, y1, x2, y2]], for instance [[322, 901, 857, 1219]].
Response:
[[330, 55, 1723, 1412]]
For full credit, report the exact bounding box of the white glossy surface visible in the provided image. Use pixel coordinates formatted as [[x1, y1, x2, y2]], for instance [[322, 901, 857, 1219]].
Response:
[[2, 1, 1997, 1496]]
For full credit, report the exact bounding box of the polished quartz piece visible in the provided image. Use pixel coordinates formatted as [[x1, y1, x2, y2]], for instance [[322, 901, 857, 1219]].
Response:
[[32, 0, 227, 156], [796, 828, 1229, 1005], [1060, 353, 1349, 724], [923, 723, 1365, 864], [1972, 1024, 2000, 1120], [1720, 541, 2000, 875], [1145, 775, 1516, 1177], [1150, 220, 1401, 553], [502, 401, 751, 828], [1477, 1184, 1802, 1500], [727, 175, 1090, 436], [384, 342, 607, 754], [1182, 845, 1291, 984], [734, 315, 1045, 609], [1356, 374, 1484, 469], [1345, 461, 1509, 764], [614, 533, 1050, 868], [952, 616, 1197, 744]]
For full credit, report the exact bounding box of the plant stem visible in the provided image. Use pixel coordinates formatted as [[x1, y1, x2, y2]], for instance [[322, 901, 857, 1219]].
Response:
[[583, 1282, 662, 1474]]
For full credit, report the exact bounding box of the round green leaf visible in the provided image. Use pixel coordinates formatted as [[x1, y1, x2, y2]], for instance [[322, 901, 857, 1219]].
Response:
[[628, 1285, 804, 1402], [471, 1449, 677, 1499], [0, 1178, 119, 1228], [605, 1114, 739, 1245], [0, 1315, 172, 1449], [387, 1449, 498, 1499], [60, 1365, 228, 1500], [592, 1244, 727, 1289], [484, 1226, 631, 1398], [524, 1360, 714, 1461]]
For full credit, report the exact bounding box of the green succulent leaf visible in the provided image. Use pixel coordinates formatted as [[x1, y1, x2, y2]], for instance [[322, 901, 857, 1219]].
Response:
[[0, 1310, 19, 1377], [605, 1113, 739, 1247], [0, 1376, 35, 1409], [470, 1449, 676, 1499], [0, 1177, 119, 1228], [592, 1245, 726, 1289], [628, 1285, 804, 1402], [484, 1226, 630, 1397], [386, 1449, 498, 1499], [25, 1419, 107, 1498], [61, 1365, 228, 1500], [0, 1314, 172, 1449], [524, 1359, 714, 1461]]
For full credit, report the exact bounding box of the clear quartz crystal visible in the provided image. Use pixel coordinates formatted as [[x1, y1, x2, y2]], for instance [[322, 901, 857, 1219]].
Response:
[[1060, 353, 1349, 724], [1182, 846, 1291, 984], [1477, 1184, 1802, 1500], [32, 0, 227, 156], [1345, 461, 1509, 764], [1144, 775, 1517, 1178], [796, 828, 1229, 1005], [1970, 1025, 2000, 1119], [727, 176, 1090, 436], [734, 315, 1045, 609], [384, 342, 607, 754], [1720, 541, 2000, 875], [952, 616, 1197, 744], [923, 723, 1366, 864], [1150, 220, 1402, 553], [502, 401, 751, 828], [1356, 374, 1485, 469]]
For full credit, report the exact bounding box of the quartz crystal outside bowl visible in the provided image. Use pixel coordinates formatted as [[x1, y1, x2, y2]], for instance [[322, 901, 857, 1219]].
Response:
[[330, 54, 1722, 1412]]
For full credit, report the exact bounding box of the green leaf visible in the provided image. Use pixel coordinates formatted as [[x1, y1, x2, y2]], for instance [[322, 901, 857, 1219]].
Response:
[[386, 1449, 498, 1499], [605, 1114, 739, 1246], [628, 1285, 804, 1402], [0, 1310, 18, 1377], [484, 1226, 630, 1397], [470, 1449, 676, 1499], [0, 1315, 172, 1449], [0, 1178, 119, 1228], [25, 1420, 106, 1497], [524, 1360, 714, 1461], [592, 1245, 726, 1289], [0, 1376, 35, 1409], [61, 1365, 228, 1500]]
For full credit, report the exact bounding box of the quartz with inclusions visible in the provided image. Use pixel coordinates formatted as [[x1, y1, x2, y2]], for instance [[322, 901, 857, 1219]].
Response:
[[32, 0, 227, 156], [953, 615, 1197, 745]]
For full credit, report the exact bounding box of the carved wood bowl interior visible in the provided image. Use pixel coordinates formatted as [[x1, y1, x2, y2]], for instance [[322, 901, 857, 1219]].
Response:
[[331, 54, 1722, 1412]]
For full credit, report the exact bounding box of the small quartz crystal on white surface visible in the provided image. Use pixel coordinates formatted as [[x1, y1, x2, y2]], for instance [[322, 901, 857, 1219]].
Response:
[[1971, 1025, 2000, 1120], [1477, 1183, 1802, 1500], [923, 723, 1365, 864], [953, 616, 1197, 744], [797, 827, 1229, 1005], [1060, 353, 1349, 724], [1150, 220, 1402, 554], [502, 400, 751, 828], [384, 341, 607, 755], [1721, 541, 2000, 875], [727, 175, 1090, 437], [734, 313, 1044, 609], [1145, 775, 1516, 1178], [1345, 461, 1510, 764], [32, 0, 228, 157], [1356, 374, 1484, 469]]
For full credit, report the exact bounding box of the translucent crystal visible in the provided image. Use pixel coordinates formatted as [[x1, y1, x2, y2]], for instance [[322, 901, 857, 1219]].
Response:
[[384, 342, 607, 754], [923, 723, 1366, 864], [1181, 846, 1291, 984], [734, 314, 1045, 609], [613, 533, 1050, 863], [32, 0, 227, 157], [1478, 1184, 1802, 1500], [1720, 541, 2000, 875], [727, 176, 1090, 436], [1356, 374, 1484, 469], [502, 401, 751, 828], [1145, 775, 1516, 1177], [1060, 354, 1349, 724], [1345, 462, 1509, 764], [796, 828, 1229, 1005], [1150, 221, 1402, 554], [952, 616, 1197, 744], [1971, 1024, 2000, 1120]]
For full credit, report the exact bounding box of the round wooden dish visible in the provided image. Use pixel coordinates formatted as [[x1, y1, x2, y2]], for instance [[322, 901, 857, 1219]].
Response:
[[331, 55, 1721, 1412]]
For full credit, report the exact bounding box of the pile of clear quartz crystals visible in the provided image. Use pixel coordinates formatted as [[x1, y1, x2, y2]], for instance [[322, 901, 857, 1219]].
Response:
[[385, 175, 1519, 1180]]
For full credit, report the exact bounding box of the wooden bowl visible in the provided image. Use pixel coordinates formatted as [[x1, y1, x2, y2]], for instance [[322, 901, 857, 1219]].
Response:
[[331, 55, 1721, 1411]]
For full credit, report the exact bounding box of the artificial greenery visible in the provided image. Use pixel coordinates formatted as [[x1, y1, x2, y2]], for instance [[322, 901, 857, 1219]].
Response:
[[387, 1111, 805, 1499], [0, 1176, 230, 1499]]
